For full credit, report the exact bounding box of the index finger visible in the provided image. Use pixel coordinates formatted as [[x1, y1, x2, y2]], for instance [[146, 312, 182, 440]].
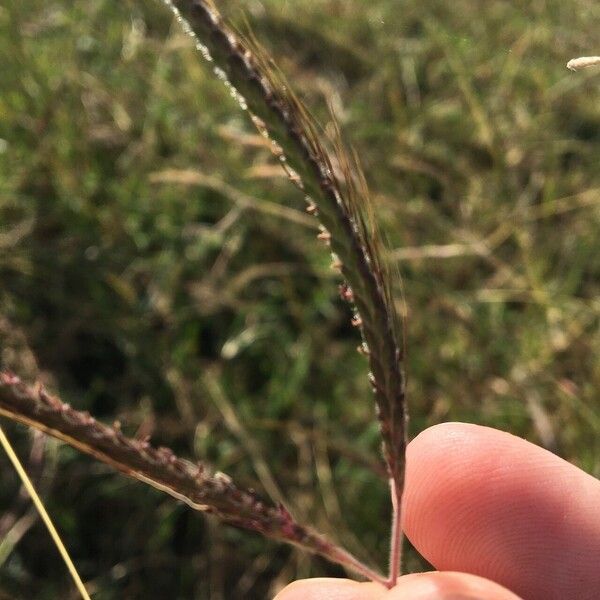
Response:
[[403, 422, 600, 599]]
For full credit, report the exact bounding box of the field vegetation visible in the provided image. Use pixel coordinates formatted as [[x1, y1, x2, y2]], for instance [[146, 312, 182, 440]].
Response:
[[0, 0, 599, 597]]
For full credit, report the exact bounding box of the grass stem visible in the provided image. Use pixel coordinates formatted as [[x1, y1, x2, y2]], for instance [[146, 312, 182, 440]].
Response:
[[386, 478, 403, 587], [0, 425, 91, 600]]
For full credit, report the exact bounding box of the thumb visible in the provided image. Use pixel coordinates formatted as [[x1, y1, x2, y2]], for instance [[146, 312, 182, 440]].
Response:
[[274, 572, 521, 599]]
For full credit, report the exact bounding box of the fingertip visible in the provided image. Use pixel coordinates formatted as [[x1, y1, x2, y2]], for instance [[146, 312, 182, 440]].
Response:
[[403, 422, 600, 599], [389, 571, 523, 599], [408, 421, 502, 458], [274, 572, 522, 600], [274, 578, 385, 600]]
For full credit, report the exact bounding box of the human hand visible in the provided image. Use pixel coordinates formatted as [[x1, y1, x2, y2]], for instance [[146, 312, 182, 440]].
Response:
[[275, 423, 600, 599]]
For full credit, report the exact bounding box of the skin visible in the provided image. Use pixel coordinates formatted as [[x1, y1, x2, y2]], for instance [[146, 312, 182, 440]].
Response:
[[275, 423, 600, 600]]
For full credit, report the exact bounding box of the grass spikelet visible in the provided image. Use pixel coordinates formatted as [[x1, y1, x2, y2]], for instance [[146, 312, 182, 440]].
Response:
[[567, 56, 600, 71], [0, 372, 387, 584], [166, 0, 408, 581]]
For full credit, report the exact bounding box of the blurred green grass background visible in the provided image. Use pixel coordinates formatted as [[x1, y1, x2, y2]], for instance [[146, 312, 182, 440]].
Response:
[[1, 0, 599, 597]]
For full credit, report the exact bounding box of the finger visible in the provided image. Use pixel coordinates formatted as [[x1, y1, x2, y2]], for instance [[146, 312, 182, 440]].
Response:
[[403, 423, 600, 600], [273, 578, 385, 600], [274, 572, 521, 600], [388, 571, 522, 599]]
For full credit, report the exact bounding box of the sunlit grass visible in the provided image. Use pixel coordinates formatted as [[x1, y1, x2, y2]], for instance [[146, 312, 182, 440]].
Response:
[[0, 0, 598, 596]]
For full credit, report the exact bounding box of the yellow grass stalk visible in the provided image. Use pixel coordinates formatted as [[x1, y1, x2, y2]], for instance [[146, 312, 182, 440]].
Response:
[[0, 425, 91, 600]]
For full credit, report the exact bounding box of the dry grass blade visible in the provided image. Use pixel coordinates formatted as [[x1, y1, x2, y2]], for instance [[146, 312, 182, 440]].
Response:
[[0, 426, 91, 600], [0, 372, 386, 584], [165, 1, 407, 578]]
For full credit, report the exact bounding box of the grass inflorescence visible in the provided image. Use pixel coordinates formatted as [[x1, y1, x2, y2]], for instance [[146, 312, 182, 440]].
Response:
[[0, 0, 599, 596]]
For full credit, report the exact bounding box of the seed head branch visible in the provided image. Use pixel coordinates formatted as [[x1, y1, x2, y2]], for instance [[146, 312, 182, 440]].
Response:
[[168, 0, 408, 523], [0, 372, 385, 584]]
